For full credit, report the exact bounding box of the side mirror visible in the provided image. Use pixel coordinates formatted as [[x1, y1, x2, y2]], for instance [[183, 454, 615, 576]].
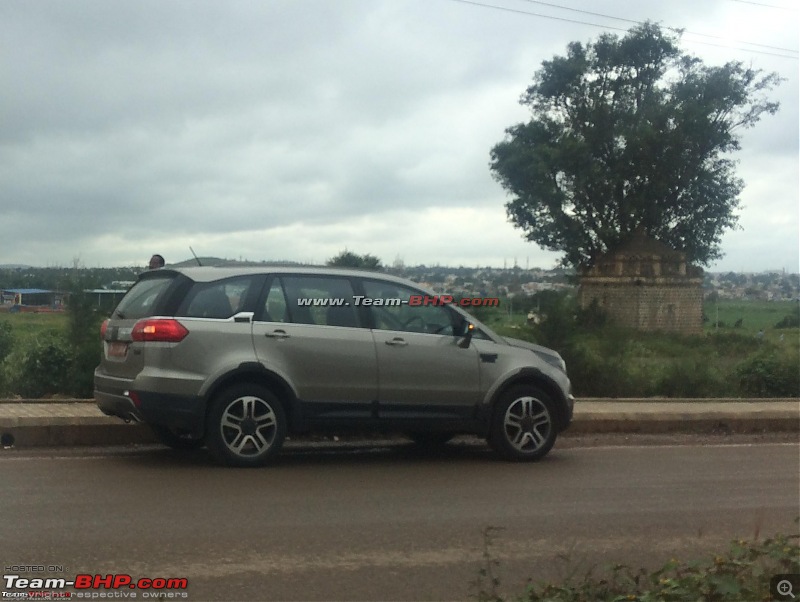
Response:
[[458, 322, 475, 349]]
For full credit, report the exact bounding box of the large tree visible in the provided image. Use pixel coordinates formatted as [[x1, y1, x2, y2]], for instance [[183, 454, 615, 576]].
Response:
[[490, 23, 781, 269]]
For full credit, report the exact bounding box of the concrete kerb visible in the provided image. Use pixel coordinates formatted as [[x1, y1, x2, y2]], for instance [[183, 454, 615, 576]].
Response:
[[0, 398, 798, 448]]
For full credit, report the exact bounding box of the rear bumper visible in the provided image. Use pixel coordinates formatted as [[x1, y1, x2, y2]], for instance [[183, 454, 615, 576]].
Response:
[[94, 371, 206, 438], [95, 388, 144, 423]]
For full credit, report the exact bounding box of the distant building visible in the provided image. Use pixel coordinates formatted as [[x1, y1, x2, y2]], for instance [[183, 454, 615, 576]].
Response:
[[577, 230, 704, 334], [86, 289, 128, 310], [1, 288, 66, 311]]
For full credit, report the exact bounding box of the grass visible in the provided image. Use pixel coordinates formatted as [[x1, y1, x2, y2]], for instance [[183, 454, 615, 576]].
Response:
[[473, 522, 800, 602], [0, 311, 68, 342], [704, 300, 799, 335], [468, 298, 799, 398]]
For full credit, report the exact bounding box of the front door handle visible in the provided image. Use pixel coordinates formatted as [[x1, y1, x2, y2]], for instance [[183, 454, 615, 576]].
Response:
[[385, 337, 408, 347], [265, 329, 290, 339]]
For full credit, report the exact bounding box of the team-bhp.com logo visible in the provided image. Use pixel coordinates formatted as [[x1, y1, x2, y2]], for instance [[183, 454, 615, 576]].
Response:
[[297, 295, 501, 308], [3, 573, 189, 599]]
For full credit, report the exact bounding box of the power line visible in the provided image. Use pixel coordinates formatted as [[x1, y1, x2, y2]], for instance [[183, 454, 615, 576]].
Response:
[[449, 0, 630, 32], [517, 0, 798, 54], [445, 0, 798, 60], [728, 0, 797, 9]]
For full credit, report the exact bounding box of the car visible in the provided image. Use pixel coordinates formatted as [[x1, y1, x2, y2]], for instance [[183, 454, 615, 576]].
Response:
[[94, 266, 574, 466]]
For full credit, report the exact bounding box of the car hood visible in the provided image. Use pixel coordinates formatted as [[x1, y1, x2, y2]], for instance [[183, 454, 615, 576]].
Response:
[[503, 336, 565, 369]]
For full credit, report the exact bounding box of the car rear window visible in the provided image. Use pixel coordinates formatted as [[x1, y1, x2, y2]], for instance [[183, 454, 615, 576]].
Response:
[[113, 276, 175, 320], [176, 276, 255, 320]]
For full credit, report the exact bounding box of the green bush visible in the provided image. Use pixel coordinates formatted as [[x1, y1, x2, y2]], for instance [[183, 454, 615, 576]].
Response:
[[3, 334, 72, 398], [563, 333, 653, 398], [0, 321, 13, 364], [736, 350, 800, 397], [775, 306, 800, 329], [656, 357, 733, 398], [474, 527, 800, 602], [706, 332, 761, 357], [63, 284, 104, 397], [524, 534, 800, 601]]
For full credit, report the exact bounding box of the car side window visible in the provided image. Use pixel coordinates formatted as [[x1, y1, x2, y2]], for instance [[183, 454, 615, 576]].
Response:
[[361, 280, 457, 336], [177, 276, 253, 320], [281, 276, 361, 328], [258, 280, 289, 323]]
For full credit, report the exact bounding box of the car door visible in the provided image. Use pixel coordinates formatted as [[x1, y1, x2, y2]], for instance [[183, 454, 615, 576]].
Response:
[[251, 275, 378, 424], [360, 279, 481, 421]]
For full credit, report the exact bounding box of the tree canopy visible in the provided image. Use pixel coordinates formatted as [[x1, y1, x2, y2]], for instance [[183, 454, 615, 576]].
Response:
[[490, 23, 781, 269], [326, 250, 382, 270]]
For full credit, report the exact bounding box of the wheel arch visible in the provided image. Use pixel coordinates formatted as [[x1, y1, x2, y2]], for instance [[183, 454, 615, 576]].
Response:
[[203, 363, 299, 433], [487, 369, 570, 431]]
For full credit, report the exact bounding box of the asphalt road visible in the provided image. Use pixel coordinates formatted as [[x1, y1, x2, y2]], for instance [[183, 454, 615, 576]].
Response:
[[2, 439, 798, 601]]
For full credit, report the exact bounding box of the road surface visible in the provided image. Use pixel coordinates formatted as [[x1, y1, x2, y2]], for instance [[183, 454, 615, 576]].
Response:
[[2, 438, 798, 600]]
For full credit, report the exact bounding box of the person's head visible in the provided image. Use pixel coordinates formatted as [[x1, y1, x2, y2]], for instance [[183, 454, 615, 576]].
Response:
[[148, 254, 165, 270]]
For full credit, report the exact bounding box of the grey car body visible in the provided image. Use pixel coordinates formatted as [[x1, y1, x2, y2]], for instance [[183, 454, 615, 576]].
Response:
[[95, 266, 574, 466]]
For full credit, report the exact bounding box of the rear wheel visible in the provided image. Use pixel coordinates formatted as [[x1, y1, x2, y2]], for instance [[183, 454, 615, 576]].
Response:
[[488, 385, 557, 461], [205, 384, 287, 467], [150, 425, 204, 450]]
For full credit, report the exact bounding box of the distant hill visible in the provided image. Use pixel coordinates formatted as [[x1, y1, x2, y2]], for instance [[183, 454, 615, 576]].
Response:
[[169, 257, 313, 268]]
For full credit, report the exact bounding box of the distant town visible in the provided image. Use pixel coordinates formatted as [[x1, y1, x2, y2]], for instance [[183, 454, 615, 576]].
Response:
[[0, 261, 798, 311]]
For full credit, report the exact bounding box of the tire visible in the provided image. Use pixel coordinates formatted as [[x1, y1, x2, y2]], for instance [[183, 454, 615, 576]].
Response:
[[205, 384, 287, 467], [488, 385, 557, 461], [150, 425, 205, 450], [407, 432, 455, 446]]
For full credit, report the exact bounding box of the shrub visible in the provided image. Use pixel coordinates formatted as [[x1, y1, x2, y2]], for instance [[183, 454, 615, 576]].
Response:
[[775, 306, 800, 328], [707, 332, 761, 357], [736, 350, 800, 397], [656, 358, 733, 398], [63, 284, 104, 397], [0, 321, 13, 364], [563, 330, 654, 398], [473, 526, 800, 602], [3, 334, 71, 398], [523, 533, 800, 601]]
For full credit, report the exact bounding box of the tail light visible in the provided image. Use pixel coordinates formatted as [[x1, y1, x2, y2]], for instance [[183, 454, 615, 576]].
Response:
[[132, 319, 189, 343], [100, 319, 109, 339]]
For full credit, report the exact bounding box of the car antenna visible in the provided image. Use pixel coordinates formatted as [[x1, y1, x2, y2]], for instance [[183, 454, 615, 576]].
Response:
[[189, 246, 203, 266]]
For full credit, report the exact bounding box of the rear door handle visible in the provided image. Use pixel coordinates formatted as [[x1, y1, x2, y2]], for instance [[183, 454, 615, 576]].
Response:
[[385, 337, 408, 347], [265, 329, 290, 339]]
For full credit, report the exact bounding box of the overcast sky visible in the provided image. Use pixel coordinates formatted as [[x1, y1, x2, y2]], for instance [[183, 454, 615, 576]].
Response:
[[1, 0, 797, 272]]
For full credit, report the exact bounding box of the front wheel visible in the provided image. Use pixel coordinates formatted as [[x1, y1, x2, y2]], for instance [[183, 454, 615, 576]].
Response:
[[488, 386, 557, 461], [205, 384, 287, 467]]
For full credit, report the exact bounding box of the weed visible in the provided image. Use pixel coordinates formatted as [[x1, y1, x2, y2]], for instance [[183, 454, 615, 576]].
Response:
[[472, 526, 506, 602], [472, 524, 800, 601]]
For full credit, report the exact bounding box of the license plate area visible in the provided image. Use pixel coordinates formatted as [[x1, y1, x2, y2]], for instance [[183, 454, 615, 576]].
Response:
[[107, 341, 129, 358]]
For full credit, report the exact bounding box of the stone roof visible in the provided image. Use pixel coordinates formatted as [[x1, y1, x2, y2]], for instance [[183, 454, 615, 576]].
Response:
[[606, 228, 684, 260], [580, 228, 703, 279]]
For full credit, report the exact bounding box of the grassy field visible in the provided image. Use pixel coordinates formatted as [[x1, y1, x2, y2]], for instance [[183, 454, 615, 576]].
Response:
[[704, 299, 799, 335], [477, 298, 799, 339], [0, 311, 68, 342], [0, 299, 797, 398]]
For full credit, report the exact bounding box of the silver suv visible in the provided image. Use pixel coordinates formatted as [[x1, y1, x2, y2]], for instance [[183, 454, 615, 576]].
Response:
[[95, 267, 573, 466]]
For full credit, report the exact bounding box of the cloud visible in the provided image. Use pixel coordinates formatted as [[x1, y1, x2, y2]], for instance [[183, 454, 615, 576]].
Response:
[[0, 0, 796, 271]]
